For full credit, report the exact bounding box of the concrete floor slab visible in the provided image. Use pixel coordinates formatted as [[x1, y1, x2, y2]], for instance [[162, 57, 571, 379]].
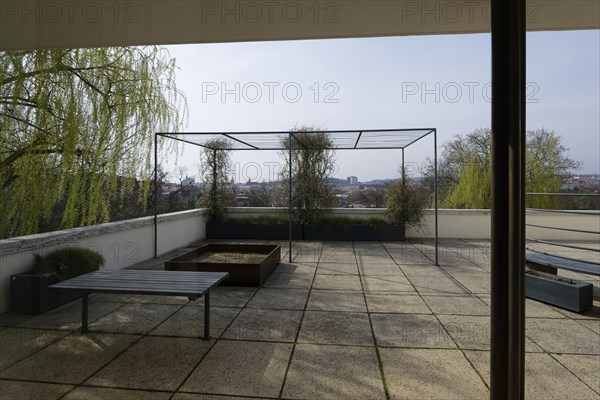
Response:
[[0, 380, 72, 400], [263, 272, 314, 289], [132, 295, 190, 305], [180, 340, 292, 398], [313, 274, 363, 291], [150, 306, 240, 338], [298, 311, 374, 346], [86, 336, 212, 391], [0, 328, 69, 370], [365, 293, 431, 314], [17, 300, 124, 331], [172, 394, 270, 400], [89, 303, 181, 335], [464, 351, 599, 399], [275, 263, 316, 274], [0, 333, 139, 384], [371, 313, 456, 349], [361, 275, 414, 292], [408, 275, 468, 295], [380, 348, 488, 399], [63, 386, 171, 400], [206, 287, 257, 308], [306, 290, 367, 312], [246, 288, 309, 310], [357, 264, 405, 276], [316, 262, 359, 275], [554, 354, 600, 394], [526, 318, 600, 355], [282, 344, 385, 399], [423, 295, 489, 316], [223, 308, 303, 342]]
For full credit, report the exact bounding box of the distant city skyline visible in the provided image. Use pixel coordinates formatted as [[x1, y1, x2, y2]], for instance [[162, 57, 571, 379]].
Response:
[[162, 29, 599, 181]]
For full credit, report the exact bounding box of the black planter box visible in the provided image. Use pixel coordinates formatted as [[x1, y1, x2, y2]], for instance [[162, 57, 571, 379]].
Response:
[[207, 222, 303, 240], [11, 272, 82, 315], [525, 271, 593, 313], [304, 224, 405, 241]]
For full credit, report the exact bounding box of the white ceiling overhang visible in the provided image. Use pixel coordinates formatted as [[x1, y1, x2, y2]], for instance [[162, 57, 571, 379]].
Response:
[[1, 0, 598, 51]]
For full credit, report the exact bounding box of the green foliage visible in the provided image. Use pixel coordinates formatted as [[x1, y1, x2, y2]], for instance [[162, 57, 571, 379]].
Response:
[[32, 247, 105, 282], [316, 215, 389, 226], [196, 139, 234, 222], [280, 127, 337, 224], [224, 215, 289, 225], [424, 128, 580, 209], [385, 169, 428, 226], [1, 47, 187, 238]]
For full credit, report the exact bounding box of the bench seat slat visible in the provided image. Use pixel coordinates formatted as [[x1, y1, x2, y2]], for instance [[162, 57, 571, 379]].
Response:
[[526, 252, 600, 276]]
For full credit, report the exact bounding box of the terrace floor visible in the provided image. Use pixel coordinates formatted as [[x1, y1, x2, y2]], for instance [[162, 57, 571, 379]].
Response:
[[1, 239, 599, 399]]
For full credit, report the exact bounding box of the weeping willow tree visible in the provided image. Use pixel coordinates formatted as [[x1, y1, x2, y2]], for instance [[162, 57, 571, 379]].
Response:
[[424, 128, 580, 209], [196, 139, 234, 222], [0, 47, 187, 238]]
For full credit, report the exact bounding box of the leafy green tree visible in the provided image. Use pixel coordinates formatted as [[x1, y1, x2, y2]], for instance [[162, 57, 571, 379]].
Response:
[[248, 184, 276, 207], [196, 139, 234, 221], [0, 47, 186, 238], [280, 127, 337, 224], [424, 128, 580, 209], [385, 167, 428, 226]]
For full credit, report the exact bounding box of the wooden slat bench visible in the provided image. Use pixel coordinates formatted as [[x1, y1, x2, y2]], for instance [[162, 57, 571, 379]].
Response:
[[526, 252, 600, 276], [51, 269, 229, 339]]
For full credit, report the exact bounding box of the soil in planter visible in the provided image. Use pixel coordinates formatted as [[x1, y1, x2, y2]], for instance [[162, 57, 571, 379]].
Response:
[[190, 251, 267, 264], [526, 269, 578, 285]]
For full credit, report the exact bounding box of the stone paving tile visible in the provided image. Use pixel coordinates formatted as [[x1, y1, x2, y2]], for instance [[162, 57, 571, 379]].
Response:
[[380, 348, 488, 399], [132, 295, 190, 305], [464, 351, 599, 399], [449, 272, 491, 294], [355, 255, 396, 265], [306, 290, 367, 312], [0, 333, 139, 384], [282, 344, 385, 399], [86, 336, 212, 391], [298, 311, 374, 346], [262, 272, 314, 289], [399, 264, 450, 277], [423, 294, 489, 316], [365, 293, 431, 314], [63, 386, 171, 400], [207, 287, 258, 308], [150, 306, 240, 338], [18, 300, 125, 331], [408, 275, 469, 295], [525, 298, 569, 319], [91, 293, 139, 303], [181, 340, 292, 398], [89, 303, 181, 335], [172, 394, 270, 400], [0, 313, 33, 328], [389, 251, 434, 264], [0, 379, 73, 400], [577, 319, 600, 335], [357, 264, 405, 276], [316, 262, 359, 276], [0, 328, 69, 370], [223, 308, 303, 342], [275, 263, 316, 274], [246, 288, 309, 310], [313, 274, 363, 291], [361, 275, 414, 292], [554, 354, 600, 394], [371, 313, 456, 349], [525, 318, 600, 355]]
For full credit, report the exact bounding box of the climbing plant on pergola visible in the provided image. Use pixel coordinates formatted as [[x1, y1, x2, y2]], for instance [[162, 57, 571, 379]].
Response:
[[154, 128, 439, 264]]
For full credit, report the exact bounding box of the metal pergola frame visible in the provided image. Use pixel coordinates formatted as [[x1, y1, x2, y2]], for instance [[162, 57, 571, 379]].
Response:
[[153, 128, 439, 265]]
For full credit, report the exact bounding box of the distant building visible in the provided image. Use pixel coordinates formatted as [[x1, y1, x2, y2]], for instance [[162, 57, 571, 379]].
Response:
[[347, 176, 358, 185]]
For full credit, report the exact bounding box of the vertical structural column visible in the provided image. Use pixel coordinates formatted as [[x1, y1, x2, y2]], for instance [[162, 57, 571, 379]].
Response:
[[288, 133, 293, 263], [434, 129, 439, 266], [490, 0, 526, 398], [154, 133, 158, 259]]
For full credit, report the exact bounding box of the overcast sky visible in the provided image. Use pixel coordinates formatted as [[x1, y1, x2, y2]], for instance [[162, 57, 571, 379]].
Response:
[[163, 29, 599, 183]]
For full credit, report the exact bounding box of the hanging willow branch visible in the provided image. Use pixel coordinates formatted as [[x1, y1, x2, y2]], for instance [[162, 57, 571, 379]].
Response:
[[0, 47, 187, 238]]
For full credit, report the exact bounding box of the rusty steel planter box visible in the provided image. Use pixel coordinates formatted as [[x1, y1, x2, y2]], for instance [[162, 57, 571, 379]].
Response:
[[165, 244, 281, 286], [525, 270, 593, 313]]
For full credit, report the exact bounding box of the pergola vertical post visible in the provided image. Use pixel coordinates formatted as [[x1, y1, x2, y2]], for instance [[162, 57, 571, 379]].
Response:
[[154, 133, 158, 259], [434, 129, 439, 266], [288, 133, 293, 263], [490, 0, 526, 397]]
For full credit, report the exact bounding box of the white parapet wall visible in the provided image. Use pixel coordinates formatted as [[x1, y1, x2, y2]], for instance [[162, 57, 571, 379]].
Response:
[[225, 207, 599, 241], [0, 209, 208, 314]]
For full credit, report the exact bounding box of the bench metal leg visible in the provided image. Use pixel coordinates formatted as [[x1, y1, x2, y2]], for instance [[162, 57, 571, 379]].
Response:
[[203, 291, 210, 340], [82, 292, 89, 333]]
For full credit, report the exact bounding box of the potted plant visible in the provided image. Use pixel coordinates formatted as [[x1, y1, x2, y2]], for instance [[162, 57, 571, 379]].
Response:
[[304, 215, 406, 241], [207, 214, 303, 240], [11, 247, 105, 314]]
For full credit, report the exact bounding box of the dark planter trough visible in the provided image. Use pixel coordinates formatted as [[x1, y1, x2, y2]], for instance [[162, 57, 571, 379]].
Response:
[[304, 224, 405, 241], [11, 272, 82, 314], [525, 270, 593, 313], [207, 223, 303, 240], [165, 243, 281, 286]]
